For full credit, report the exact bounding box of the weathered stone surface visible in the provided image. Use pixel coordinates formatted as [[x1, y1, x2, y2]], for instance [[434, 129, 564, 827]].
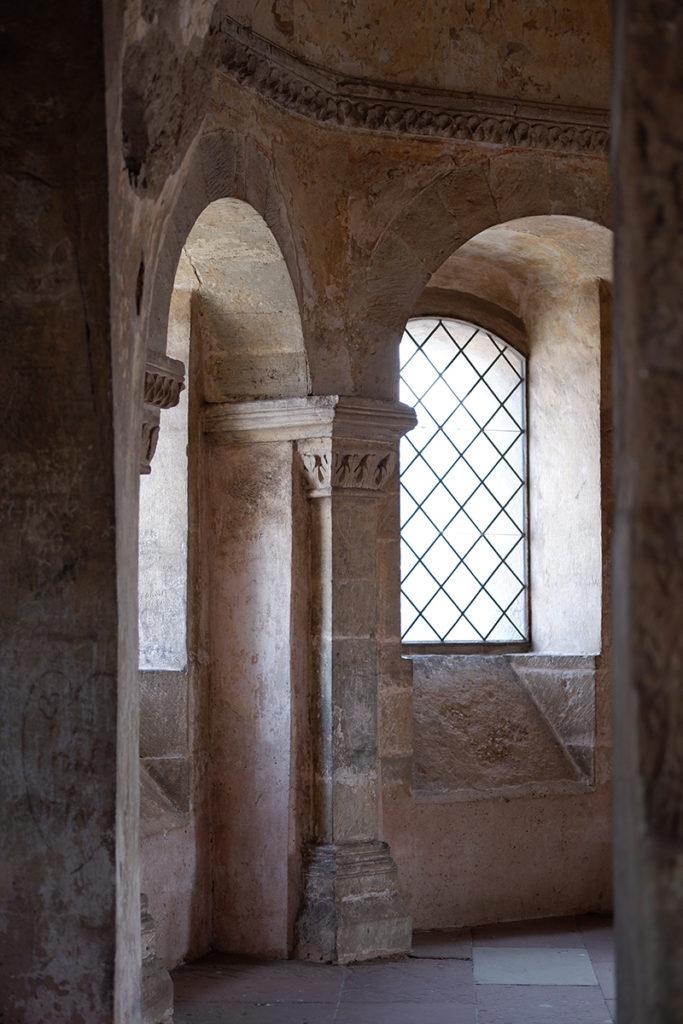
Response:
[[612, 2, 683, 1021], [513, 656, 596, 780], [0, 4, 137, 1020], [16, 0, 683, 1014], [411, 656, 583, 795], [185, 199, 309, 402], [208, 440, 296, 957], [295, 841, 412, 964], [141, 894, 173, 1024], [140, 671, 189, 758]]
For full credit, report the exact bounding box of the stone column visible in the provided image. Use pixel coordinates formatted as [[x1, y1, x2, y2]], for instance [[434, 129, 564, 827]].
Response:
[[294, 397, 416, 964]]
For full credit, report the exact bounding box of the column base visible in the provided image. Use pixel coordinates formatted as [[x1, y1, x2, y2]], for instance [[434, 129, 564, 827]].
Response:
[[295, 840, 412, 963]]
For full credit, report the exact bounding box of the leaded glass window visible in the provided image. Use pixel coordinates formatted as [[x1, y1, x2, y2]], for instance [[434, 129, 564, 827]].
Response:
[[400, 317, 528, 645]]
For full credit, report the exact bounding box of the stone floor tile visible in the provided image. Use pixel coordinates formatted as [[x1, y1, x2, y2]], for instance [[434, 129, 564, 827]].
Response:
[[472, 917, 583, 948], [473, 947, 598, 986], [579, 918, 615, 962], [411, 928, 472, 960], [173, 1002, 335, 1023], [173, 957, 344, 1004], [475, 984, 614, 1024], [593, 961, 616, 1000], [335, 1001, 477, 1024], [341, 957, 475, 1004], [606, 998, 616, 1020]]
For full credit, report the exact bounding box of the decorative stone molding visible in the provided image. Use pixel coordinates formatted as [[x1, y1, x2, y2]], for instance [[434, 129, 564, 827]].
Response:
[[202, 393, 414, 495], [216, 17, 609, 155], [298, 446, 396, 496], [144, 350, 185, 409], [203, 394, 417, 446], [203, 395, 339, 443], [140, 350, 185, 474], [140, 406, 161, 476]]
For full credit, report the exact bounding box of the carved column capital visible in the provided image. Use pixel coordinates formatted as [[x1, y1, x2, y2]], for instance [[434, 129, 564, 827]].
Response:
[[140, 350, 186, 475], [297, 442, 397, 498]]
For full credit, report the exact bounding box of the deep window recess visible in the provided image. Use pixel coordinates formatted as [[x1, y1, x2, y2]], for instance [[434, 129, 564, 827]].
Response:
[[400, 317, 528, 646]]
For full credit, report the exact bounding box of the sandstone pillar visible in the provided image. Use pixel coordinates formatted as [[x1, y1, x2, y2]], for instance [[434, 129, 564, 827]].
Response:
[[612, 2, 683, 1021], [294, 397, 416, 963], [204, 396, 415, 962]]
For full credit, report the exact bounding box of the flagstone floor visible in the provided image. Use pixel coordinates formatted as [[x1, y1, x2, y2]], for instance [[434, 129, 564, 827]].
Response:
[[172, 914, 615, 1023]]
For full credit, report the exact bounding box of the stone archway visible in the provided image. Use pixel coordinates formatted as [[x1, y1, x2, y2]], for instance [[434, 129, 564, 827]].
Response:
[[140, 180, 312, 966], [343, 150, 611, 399]]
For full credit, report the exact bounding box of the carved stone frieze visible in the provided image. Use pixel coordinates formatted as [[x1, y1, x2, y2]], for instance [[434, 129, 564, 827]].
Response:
[[140, 406, 161, 476], [216, 17, 609, 155], [144, 351, 185, 410], [140, 350, 186, 474], [298, 445, 397, 496]]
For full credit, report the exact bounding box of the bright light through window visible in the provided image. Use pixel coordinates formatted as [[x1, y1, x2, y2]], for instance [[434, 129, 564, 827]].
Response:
[[400, 318, 528, 645]]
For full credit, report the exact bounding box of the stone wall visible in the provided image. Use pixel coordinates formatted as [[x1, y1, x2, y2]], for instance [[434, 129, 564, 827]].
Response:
[[612, 2, 683, 1021], [5, 0, 650, 1016], [0, 4, 135, 1020]]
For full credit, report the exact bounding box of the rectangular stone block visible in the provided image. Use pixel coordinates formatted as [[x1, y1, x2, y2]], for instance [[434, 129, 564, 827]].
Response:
[[379, 688, 413, 757], [139, 669, 188, 758]]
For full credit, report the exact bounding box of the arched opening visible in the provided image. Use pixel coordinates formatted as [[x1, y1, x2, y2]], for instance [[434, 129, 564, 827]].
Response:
[[380, 215, 614, 928], [138, 197, 310, 968]]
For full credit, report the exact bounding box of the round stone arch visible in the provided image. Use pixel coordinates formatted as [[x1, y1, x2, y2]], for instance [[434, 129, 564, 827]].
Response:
[[346, 148, 611, 398], [378, 215, 615, 929], [138, 130, 313, 965], [145, 128, 307, 371]]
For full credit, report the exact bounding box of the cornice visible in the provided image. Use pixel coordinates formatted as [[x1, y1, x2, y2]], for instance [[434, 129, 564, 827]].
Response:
[[203, 395, 417, 445], [215, 17, 609, 156]]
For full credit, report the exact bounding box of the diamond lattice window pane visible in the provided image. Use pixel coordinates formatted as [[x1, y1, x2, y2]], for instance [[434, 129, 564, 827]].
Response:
[[442, 459, 480, 503], [422, 483, 460, 532], [400, 318, 528, 644], [466, 590, 504, 639], [486, 461, 524, 507], [422, 431, 459, 472], [400, 489, 418, 527], [421, 536, 461, 585], [401, 349, 439, 398], [401, 561, 439, 612], [442, 355, 480, 400], [465, 380, 501, 427], [401, 508, 440, 558], [401, 457, 439, 504], [422, 589, 461, 638], [466, 537, 502, 585], [462, 486, 500, 532], [464, 433, 501, 477], [483, 355, 524, 403]]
